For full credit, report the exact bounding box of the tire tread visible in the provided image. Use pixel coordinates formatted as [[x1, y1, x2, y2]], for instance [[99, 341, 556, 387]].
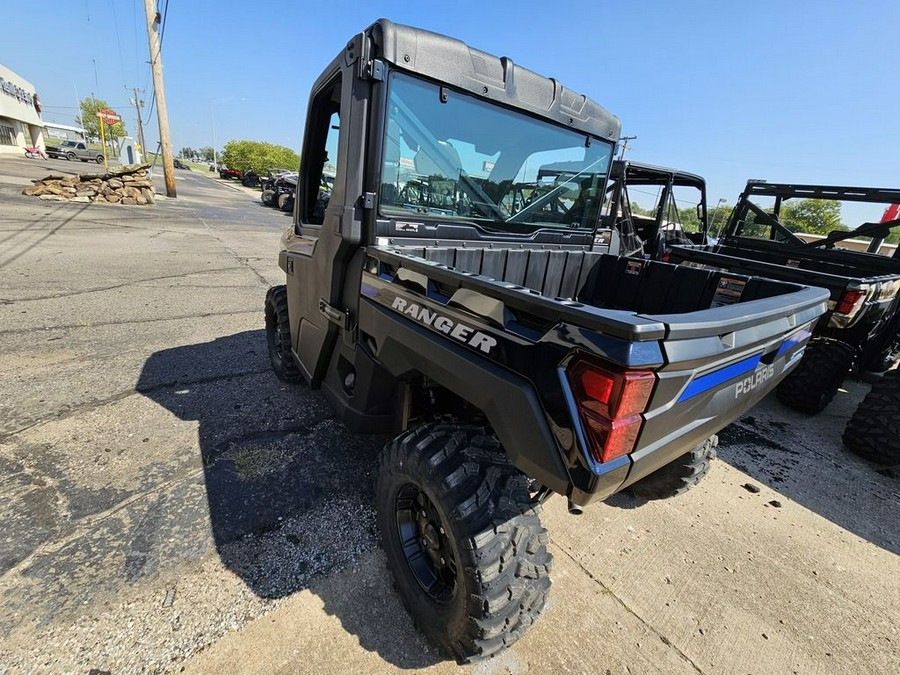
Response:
[[377, 424, 552, 663], [842, 370, 900, 465], [776, 339, 855, 414], [629, 436, 718, 500]]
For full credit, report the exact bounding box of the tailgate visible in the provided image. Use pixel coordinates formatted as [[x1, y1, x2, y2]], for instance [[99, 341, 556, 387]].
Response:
[[621, 289, 828, 488]]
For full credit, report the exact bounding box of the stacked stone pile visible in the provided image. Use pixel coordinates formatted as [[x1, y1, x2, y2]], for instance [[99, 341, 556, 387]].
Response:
[[22, 164, 156, 205]]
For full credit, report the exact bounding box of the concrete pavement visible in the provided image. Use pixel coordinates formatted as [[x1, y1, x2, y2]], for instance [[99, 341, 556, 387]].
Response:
[[0, 155, 897, 674]]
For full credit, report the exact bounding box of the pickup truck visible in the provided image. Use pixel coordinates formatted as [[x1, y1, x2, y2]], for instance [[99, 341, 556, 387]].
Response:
[[263, 20, 829, 663], [668, 181, 900, 420], [45, 140, 104, 163]]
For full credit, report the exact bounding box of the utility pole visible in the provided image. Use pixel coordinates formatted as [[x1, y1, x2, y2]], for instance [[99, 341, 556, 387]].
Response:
[[127, 86, 148, 163], [618, 135, 637, 160], [143, 0, 176, 197]]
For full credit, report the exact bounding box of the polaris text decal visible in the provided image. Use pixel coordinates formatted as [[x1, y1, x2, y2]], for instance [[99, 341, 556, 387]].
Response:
[[391, 297, 497, 354], [735, 364, 775, 398]]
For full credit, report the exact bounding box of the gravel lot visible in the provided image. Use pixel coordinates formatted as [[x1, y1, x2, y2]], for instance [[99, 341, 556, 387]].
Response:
[[0, 156, 897, 674]]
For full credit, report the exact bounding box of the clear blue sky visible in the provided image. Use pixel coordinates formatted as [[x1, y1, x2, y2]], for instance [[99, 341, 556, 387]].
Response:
[[4, 0, 898, 222]]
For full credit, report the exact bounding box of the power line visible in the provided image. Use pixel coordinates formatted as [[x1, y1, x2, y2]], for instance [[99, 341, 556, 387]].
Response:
[[110, 0, 128, 89], [132, 0, 141, 84], [158, 0, 170, 47]]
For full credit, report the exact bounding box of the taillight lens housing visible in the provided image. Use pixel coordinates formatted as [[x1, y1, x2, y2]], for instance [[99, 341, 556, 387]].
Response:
[[835, 288, 867, 317], [566, 357, 656, 464]]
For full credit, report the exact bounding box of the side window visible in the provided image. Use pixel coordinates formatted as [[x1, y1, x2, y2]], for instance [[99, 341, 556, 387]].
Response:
[[301, 76, 341, 226]]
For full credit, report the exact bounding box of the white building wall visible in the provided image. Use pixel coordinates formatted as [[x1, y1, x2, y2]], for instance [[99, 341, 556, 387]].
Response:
[[0, 63, 44, 155]]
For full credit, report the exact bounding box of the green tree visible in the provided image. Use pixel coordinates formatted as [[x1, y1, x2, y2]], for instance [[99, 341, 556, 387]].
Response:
[[198, 147, 215, 162], [707, 202, 733, 237], [75, 98, 127, 144], [222, 140, 299, 175], [629, 201, 655, 217], [780, 199, 846, 235], [675, 206, 701, 233]]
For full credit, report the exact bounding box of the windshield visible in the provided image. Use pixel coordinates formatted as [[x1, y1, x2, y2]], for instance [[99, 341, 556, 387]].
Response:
[[379, 73, 614, 232]]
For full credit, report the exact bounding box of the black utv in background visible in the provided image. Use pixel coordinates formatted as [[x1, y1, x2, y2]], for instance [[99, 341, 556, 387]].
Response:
[[260, 171, 298, 210], [667, 181, 900, 462], [601, 160, 710, 258], [263, 20, 828, 663]]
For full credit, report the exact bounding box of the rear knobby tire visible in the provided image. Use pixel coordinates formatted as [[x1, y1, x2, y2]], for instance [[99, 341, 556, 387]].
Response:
[[277, 193, 290, 211], [376, 424, 552, 663], [264, 285, 302, 383], [629, 436, 718, 500], [842, 370, 900, 466], [775, 339, 855, 414]]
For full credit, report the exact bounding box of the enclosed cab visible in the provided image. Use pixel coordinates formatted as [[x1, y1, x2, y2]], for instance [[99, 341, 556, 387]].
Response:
[[264, 20, 828, 663]]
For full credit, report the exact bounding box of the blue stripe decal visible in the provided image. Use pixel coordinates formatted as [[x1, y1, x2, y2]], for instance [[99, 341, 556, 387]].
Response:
[[776, 329, 812, 357], [677, 354, 762, 403]]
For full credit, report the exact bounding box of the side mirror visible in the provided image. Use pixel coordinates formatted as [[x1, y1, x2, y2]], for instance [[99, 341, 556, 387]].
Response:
[[696, 203, 703, 220]]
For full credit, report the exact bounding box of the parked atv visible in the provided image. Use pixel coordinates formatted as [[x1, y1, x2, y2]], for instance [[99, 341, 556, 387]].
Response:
[[241, 170, 260, 188], [263, 19, 828, 663]]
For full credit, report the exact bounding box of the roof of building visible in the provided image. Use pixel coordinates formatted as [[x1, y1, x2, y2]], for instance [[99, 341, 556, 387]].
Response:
[[43, 122, 87, 133]]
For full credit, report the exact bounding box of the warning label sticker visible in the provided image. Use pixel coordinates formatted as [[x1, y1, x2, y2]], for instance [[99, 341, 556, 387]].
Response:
[[625, 260, 644, 276], [711, 277, 747, 307]]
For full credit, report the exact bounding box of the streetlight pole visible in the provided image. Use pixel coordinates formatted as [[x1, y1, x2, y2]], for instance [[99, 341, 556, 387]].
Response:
[[211, 97, 244, 171], [211, 97, 231, 172], [709, 197, 728, 239]]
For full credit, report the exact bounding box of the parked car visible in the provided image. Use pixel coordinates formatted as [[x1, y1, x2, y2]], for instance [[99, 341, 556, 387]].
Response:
[[173, 158, 191, 170], [45, 140, 104, 163]]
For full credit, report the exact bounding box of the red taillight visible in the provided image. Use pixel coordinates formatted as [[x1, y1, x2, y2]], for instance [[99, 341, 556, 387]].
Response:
[[581, 369, 615, 411], [835, 289, 866, 317], [567, 358, 656, 464]]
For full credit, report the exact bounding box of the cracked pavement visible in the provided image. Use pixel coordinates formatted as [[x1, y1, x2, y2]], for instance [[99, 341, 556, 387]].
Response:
[[0, 156, 897, 674]]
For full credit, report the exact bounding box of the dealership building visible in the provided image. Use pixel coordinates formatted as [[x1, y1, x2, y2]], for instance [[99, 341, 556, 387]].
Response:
[[0, 63, 45, 155]]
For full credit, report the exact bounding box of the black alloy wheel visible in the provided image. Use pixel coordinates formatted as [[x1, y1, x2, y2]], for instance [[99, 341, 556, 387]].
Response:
[[394, 483, 458, 604]]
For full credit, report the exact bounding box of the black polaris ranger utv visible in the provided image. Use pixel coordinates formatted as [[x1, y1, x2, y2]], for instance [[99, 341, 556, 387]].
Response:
[[601, 159, 710, 258], [667, 181, 900, 464], [264, 20, 828, 662]]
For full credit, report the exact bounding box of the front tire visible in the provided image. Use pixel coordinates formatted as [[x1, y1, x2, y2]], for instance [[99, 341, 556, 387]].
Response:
[[775, 339, 855, 414], [376, 424, 552, 663], [628, 436, 718, 500], [66, 152, 75, 161], [842, 370, 900, 466], [264, 285, 302, 383]]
